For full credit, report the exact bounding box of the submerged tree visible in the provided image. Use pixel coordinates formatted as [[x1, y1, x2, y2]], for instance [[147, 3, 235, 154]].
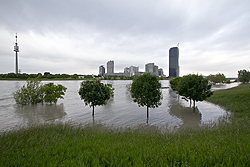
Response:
[[13, 79, 67, 105], [13, 79, 43, 105], [43, 83, 67, 104], [207, 73, 227, 85], [170, 76, 182, 91], [130, 73, 162, 119], [78, 80, 114, 115], [177, 74, 213, 109]]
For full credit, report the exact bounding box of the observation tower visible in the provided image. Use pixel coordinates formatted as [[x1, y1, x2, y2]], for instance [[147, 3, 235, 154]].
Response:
[[13, 33, 19, 74]]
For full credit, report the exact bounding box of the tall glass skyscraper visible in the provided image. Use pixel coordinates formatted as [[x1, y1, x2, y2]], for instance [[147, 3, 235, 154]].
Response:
[[107, 60, 114, 75], [99, 65, 105, 76], [169, 47, 179, 77]]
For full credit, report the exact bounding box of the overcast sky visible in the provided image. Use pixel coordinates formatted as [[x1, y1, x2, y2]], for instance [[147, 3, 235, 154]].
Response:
[[0, 0, 249, 77]]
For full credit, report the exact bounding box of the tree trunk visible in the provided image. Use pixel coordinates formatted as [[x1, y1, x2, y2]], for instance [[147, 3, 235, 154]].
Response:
[[147, 106, 149, 119], [92, 114, 95, 124], [193, 100, 196, 112], [92, 105, 95, 116]]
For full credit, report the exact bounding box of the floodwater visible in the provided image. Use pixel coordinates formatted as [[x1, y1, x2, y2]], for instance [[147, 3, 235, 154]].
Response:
[[0, 80, 239, 132]]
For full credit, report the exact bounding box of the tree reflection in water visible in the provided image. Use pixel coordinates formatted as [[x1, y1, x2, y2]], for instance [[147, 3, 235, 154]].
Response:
[[169, 102, 202, 129], [14, 103, 66, 125]]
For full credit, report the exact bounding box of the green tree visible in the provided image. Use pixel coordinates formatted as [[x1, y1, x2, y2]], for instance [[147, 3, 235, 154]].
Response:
[[84, 75, 93, 79], [43, 83, 67, 104], [43, 72, 51, 78], [177, 74, 213, 109], [207, 73, 227, 85], [71, 74, 78, 79], [6, 73, 17, 78], [61, 74, 71, 79], [238, 69, 250, 83], [170, 76, 182, 91], [78, 80, 114, 115], [13, 79, 43, 105], [130, 73, 162, 119], [13, 79, 67, 105]]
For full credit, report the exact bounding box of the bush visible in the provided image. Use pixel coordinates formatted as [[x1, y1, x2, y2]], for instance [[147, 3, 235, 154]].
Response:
[[13, 79, 43, 105], [207, 73, 227, 84], [43, 83, 67, 104], [13, 79, 67, 105]]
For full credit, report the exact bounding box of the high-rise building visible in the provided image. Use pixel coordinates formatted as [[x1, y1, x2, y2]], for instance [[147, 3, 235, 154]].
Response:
[[169, 47, 179, 77], [107, 60, 114, 75], [129, 66, 139, 76], [145, 63, 159, 76], [158, 68, 164, 76], [99, 65, 105, 76], [145, 63, 154, 74], [124, 67, 130, 76], [154, 65, 158, 76], [124, 67, 129, 73]]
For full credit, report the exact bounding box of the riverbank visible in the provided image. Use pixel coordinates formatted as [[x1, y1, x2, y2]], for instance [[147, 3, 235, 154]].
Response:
[[1, 84, 250, 166], [207, 83, 250, 114]]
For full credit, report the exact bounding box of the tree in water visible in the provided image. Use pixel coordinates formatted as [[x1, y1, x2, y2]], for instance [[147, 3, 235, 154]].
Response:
[[13, 79, 67, 105], [78, 80, 114, 115], [177, 74, 213, 110], [207, 73, 227, 85], [13, 79, 43, 105], [130, 73, 162, 119], [43, 83, 67, 104], [170, 76, 182, 91]]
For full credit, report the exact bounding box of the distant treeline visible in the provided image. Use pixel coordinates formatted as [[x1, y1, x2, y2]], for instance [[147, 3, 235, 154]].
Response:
[[0, 72, 167, 80], [0, 72, 87, 80]]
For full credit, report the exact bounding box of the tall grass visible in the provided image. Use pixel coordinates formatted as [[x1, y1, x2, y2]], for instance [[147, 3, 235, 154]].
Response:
[[207, 83, 250, 114], [1, 123, 250, 166], [1, 84, 250, 166]]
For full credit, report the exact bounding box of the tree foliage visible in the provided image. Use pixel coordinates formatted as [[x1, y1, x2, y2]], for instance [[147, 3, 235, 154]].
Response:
[[238, 69, 250, 83], [170, 77, 182, 91], [43, 83, 67, 104], [207, 73, 227, 84], [13, 79, 43, 105], [13, 79, 67, 105], [130, 73, 162, 119], [177, 74, 213, 108], [78, 80, 114, 115]]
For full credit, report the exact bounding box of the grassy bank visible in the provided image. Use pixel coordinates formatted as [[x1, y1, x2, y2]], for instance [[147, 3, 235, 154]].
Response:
[[207, 83, 250, 114], [1, 84, 250, 166]]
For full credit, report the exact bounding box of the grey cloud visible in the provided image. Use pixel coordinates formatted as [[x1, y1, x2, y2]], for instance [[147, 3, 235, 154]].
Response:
[[0, 0, 250, 77]]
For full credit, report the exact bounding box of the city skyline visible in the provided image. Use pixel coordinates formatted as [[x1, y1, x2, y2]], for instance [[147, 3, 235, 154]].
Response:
[[0, 1, 250, 78], [100, 60, 165, 77]]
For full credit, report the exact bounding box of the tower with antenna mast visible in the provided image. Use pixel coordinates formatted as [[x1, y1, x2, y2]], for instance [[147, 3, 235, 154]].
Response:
[[13, 33, 19, 74]]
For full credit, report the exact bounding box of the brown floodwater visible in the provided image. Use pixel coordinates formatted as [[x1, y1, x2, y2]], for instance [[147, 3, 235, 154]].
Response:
[[0, 80, 239, 132]]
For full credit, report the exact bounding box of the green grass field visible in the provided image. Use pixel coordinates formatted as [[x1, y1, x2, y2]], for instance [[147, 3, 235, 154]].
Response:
[[1, 84, 250, 166], [207, 83, 250, 114]]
